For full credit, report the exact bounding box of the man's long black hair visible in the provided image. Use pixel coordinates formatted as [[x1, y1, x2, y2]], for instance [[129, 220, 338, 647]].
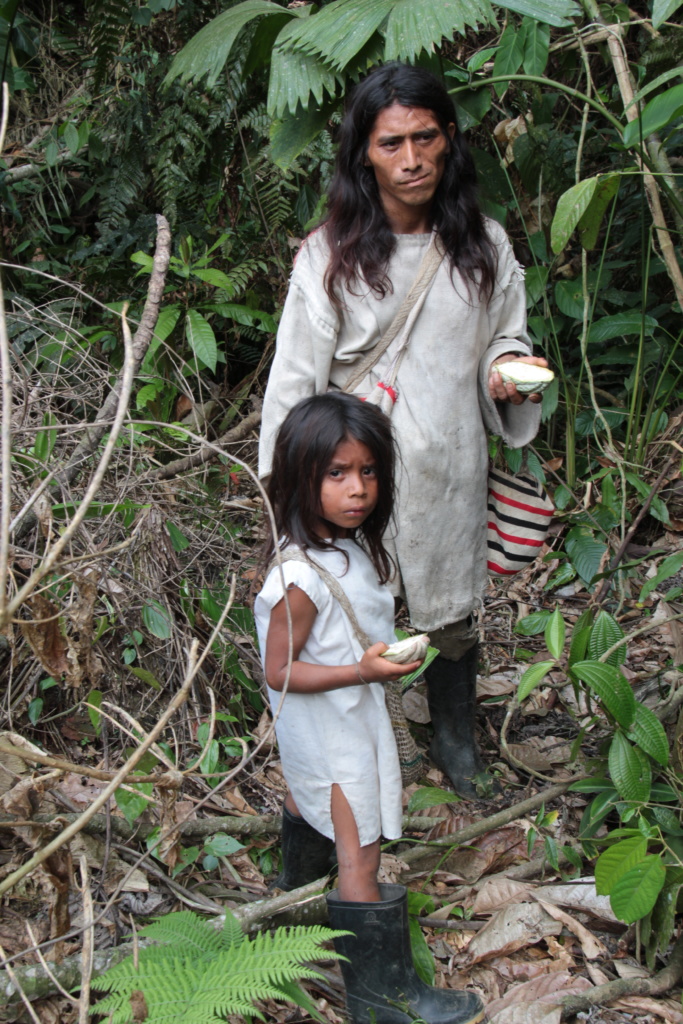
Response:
[[321, 62, 498, 309]]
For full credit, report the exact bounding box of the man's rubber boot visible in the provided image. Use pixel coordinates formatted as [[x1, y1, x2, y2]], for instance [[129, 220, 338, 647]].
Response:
[[271, 804, 336, 891], [327, 884, 485, 1024], [424, 645, 491, 800]]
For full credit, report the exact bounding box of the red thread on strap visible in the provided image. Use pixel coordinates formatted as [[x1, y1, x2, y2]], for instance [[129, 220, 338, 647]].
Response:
[[377, 381, 398, 403]]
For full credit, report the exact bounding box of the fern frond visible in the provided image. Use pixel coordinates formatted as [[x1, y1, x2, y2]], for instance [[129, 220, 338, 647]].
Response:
[[87, 0, 132, 88], [92, 914, 345, 1024], [140, 910, 237, 958]]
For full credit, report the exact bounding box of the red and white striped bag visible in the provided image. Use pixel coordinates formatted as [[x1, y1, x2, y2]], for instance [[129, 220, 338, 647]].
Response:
[[487, 467, 554, 576]]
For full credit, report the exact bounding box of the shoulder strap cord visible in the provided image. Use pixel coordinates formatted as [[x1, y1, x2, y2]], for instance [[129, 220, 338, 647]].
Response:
[[342, 234, 445, 395]]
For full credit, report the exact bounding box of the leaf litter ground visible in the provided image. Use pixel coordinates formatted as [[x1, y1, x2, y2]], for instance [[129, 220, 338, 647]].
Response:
[[0, 507, 682, 1024]]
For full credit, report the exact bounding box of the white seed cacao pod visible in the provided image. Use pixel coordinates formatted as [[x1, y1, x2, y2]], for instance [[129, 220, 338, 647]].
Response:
[[494, 361, 555, 394], [381, 634, 430, 664]]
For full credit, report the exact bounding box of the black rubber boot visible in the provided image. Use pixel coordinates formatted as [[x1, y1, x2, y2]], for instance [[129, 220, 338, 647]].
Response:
[[425, 645, 491, 800], [327, 884, 485, 1024], [271, 804, 336, 891]]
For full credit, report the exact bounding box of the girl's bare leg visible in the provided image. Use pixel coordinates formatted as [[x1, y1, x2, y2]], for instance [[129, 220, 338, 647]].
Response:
[[331, 783, 380, 902], [284, 791, 301, 816]]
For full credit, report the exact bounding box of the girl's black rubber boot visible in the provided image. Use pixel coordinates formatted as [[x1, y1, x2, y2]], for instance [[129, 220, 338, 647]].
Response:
[[327, 884, 485, 1024], [271, 804, 336, 891]]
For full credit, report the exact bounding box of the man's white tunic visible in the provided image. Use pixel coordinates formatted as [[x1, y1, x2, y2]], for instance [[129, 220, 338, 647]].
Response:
[[259, 221, 541, 631]]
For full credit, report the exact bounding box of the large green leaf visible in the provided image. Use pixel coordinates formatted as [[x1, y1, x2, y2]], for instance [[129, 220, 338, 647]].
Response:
[[270, 100, 336, 169], [571, 662, 636, 728], [185, 309, 218, 373], [384, 0, 494, 62], [407, 786, 461, 813], [408, 911, 435, 985], [610, 856, 666, 923], [588, 610, 625, 667], [577, 172, 620, 250], [638, 551, 683, 604], [568, 608, 594, 667], [142, 600, 173, 640], [564, 527, 607, 587], [551, 176, 598, 254], [608, 732, 651, 803], [289, 0, 395, 71], [544, 608, 565, 660], [652, 0, 683, 27], [587, 310, 658, 344], [269, 20, 343, 117], [493, 21, 524, 96], [595, 837, 647, 896], [495, 0, 581, 27], [517, 660, 556, 703], [164, 0, 295, 88], [627, 703, 669, 767], [292, 0, 493, 71], [521, 18, 549, 76], [623, 82, 683, 148]]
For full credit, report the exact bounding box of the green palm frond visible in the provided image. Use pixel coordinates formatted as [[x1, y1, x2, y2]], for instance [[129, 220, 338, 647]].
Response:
[[91, 911, 347, 1024], [277, 0, 494, 72], [268, 19, 344, 118], [164, 0, 296, 90], [495, 0, 581, 28]]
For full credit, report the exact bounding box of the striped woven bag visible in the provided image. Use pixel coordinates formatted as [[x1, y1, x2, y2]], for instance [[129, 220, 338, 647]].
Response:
[[487, 467, 554, 576]]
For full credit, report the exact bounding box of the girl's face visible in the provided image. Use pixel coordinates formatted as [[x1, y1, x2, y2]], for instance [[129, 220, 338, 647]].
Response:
[[317, 436, 379, 537]]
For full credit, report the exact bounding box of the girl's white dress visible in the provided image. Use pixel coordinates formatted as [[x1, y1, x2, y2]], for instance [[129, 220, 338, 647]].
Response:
[[254, 538, 403, 847]]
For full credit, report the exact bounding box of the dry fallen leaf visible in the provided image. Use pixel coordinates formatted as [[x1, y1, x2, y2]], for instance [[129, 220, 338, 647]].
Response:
[[535, 898, 607, 960], [484, 969, 593, 1024], [471, 877, 535, 915], [533, 880, 618, 923], [614, 996, 683, 1023], [402, 688, 431, 723], [477, 674, 517, 698], [465, 902, 562, 964], [507, 736, 571, 771]]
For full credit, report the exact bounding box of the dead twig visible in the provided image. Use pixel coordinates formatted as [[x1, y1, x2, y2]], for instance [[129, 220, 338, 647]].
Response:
[[559, 929, 683, 1018], [0, 640, 197, 897], [78, 855, 94, 1024], [141, 407, 262, 483], [2, 308, 137, 626], [399, 780, 579, 866], [0, 940, 42, 1024]]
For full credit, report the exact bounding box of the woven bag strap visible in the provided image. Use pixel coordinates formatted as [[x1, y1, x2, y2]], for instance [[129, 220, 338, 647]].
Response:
[[267, 549, 372, 648], [342, 234, 444, 395]]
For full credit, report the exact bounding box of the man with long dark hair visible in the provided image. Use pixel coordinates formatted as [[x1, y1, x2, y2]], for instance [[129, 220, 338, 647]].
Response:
[[259, 63, 546, 802]]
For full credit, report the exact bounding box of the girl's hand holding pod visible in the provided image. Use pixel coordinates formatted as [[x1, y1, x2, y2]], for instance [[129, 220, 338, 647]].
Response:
[[357, 640, 426, 683]]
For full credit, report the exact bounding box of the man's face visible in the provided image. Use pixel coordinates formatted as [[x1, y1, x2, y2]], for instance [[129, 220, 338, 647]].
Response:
[[365, 103, 454, 229]]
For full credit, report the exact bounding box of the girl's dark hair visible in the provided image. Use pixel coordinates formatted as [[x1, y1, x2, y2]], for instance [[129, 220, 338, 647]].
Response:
[[264, 392, 396, 583], [321, 62, 497, 309]]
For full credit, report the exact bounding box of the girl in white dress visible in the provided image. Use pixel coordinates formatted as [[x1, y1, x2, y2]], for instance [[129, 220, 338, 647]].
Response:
[[255, 391, 421, 903], [255, 392, 485, 1024]]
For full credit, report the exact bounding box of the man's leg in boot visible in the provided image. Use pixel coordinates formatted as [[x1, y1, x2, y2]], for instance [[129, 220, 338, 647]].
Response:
[[425, 618, 496, 800], [272, 792, 335, 891]]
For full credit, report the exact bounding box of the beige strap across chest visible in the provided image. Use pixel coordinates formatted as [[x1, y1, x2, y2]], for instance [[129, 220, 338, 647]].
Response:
[[268, 549, 372, 648], [342, 233, 444, 395]]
